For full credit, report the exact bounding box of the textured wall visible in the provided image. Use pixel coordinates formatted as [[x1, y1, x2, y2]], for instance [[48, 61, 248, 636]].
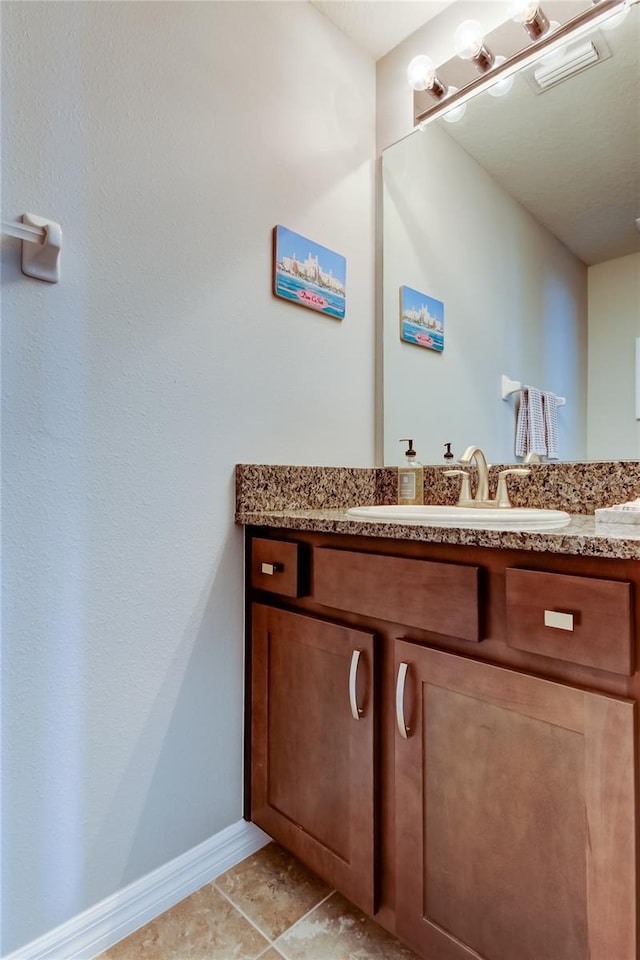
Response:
[[587, 252, 640, 459], [0, 2, 375, 951]]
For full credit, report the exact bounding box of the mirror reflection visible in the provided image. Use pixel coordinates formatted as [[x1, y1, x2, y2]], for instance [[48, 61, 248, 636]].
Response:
[[382, 2, 640, 466]]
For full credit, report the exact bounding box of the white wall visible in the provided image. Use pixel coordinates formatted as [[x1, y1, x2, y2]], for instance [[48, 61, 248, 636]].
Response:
[[382, 123, 587, 465], [587, 253, 640, 459], [0, 2, 375, 952]]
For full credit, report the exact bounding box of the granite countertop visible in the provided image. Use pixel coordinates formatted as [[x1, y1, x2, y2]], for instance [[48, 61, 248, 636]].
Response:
[[235, 463, 640, 561], [236, 507, 640, 561]]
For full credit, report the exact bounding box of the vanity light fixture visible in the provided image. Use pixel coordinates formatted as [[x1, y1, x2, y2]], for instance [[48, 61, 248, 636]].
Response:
[[454, 20, 495, 72], [410, 0, 630, 128], [407, 54, 447, 99], [510, 0, 551, 40]]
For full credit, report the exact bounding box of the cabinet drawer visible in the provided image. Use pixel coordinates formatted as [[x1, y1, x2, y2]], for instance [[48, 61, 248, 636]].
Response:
[[505, 568, 634, 675], [313, 548, 481, 641], [251, 538, 303, 597]]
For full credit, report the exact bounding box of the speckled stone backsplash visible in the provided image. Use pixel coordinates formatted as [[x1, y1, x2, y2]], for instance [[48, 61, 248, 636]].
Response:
[[425, 461, 640, 514], [236, 461, 640, 515], [236, 464, 383, 512]]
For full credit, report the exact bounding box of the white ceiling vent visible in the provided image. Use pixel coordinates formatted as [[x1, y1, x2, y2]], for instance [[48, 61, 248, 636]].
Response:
[[526, 31, 611, 95]]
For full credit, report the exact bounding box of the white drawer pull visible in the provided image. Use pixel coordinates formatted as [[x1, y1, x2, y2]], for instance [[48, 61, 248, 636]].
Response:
[[260, 562, 282, 576], [544, 610, 574, 632]]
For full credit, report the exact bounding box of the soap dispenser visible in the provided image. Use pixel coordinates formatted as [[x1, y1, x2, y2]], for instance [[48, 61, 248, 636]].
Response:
[[398, 439, 424, 505]]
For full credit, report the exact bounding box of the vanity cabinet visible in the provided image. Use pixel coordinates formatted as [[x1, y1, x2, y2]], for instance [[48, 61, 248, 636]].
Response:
[[245, 529, 638, 960], [251, 603, 376, 913], [394, 641, 635, 960]]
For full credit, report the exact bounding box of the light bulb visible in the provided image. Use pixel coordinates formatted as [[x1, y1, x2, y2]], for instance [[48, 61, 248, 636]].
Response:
[[407, 54, 447, 99], [454, 19, 495, 72], [487, 56, 514, 97], [442, 87, 467, 124], [510, 0, 550, 38], [510, 0, 540, 23], [407, 54, 436, 91], [454, 20, 484, 59]]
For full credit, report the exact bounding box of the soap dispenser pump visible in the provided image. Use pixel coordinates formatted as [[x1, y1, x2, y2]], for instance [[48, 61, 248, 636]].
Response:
[[398, 439, 424, 505]]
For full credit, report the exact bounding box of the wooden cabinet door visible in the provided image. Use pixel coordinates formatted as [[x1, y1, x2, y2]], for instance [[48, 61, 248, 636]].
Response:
[[394, 640, 636, 960], [251, 603, 376, 914]]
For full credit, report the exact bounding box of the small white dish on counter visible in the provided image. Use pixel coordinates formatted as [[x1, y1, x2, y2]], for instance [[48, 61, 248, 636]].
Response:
[[346, 504, 571, 530], [595, 501, 640, 524]]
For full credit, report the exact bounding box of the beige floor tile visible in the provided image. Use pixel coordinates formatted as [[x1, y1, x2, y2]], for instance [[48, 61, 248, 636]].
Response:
[[256, 950, 287, 960], [274, 892, 421, 960], [97, 884, 269, 960], [216, 842, 331, 940]]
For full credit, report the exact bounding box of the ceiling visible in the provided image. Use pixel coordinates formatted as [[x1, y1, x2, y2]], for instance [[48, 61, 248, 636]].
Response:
[[310, 0, 455, 60]]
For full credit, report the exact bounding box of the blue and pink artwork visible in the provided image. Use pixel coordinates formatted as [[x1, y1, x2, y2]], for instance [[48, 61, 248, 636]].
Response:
[[400, 285, 444, 352], [273, 225, 346, 320]]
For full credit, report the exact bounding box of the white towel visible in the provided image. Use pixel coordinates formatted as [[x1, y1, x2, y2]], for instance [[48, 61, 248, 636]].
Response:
[[543, 391, 559, 459], [515, 386, 547, 458]]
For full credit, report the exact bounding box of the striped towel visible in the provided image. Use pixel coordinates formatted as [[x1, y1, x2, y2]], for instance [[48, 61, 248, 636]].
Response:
[[543, 391, 559, 459], [515, 386, 547, 457]]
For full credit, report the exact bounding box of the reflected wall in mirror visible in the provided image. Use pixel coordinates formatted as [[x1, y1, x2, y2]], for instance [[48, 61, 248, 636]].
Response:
[[382, 1, 640, 466]]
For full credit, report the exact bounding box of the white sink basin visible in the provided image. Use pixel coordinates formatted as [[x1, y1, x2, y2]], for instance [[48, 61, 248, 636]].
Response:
[[346, 504, 571, 530]]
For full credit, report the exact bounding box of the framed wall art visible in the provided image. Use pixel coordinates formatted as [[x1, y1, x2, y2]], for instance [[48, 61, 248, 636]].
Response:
[[400, 285, 444, 351], [273, 225, 346, 320]]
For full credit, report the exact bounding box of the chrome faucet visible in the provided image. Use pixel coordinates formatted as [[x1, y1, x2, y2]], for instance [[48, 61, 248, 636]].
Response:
[[458, 445, 490, 503]]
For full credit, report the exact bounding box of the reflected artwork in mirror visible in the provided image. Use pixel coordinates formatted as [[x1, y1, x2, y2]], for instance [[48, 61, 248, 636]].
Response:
[[382, 0, 640, 466]]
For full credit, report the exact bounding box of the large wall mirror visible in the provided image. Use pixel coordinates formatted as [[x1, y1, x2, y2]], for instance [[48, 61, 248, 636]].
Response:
[[382, 0, 640, 466]]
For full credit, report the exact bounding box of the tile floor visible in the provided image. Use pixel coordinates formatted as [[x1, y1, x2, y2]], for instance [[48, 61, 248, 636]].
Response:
[[98, 841, 420, 960]]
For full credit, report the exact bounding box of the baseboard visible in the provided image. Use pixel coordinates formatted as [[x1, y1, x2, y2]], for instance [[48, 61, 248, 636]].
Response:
[[3, 819, 271, 960]]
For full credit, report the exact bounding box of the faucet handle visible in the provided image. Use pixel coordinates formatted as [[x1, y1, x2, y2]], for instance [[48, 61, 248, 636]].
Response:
[[496, 468, 531, 508], [443, 469, 472, 505]]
